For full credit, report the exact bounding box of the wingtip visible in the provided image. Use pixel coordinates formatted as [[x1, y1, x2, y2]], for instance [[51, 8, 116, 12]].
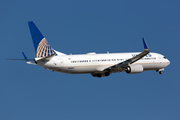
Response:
[[142, 38, 149, 50]]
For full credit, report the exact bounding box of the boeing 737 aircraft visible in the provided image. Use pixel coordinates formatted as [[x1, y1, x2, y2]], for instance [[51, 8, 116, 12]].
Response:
[[11, 21, 170, 78]]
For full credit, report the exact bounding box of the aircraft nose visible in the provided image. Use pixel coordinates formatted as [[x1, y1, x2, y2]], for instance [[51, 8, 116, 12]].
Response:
[[166, 59, 170, 66]]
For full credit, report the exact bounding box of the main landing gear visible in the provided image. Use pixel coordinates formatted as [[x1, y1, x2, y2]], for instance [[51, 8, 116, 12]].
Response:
[[91, 72, 110, 78]]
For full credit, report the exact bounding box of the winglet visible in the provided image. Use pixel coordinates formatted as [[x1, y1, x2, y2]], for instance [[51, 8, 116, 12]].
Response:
[[142, 38, 149, 50]]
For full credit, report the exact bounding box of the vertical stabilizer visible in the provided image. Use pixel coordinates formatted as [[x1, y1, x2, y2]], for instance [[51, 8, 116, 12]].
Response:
[[28, 21, 56, 58]]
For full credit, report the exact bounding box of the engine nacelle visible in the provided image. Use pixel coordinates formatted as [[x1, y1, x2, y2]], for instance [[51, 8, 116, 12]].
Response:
[[126, 64, 144, 74]]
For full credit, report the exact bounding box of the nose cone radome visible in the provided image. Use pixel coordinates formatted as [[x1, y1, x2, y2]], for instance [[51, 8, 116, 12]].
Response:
[[167, 59, 170, 66], [165, 59, 170, 67]]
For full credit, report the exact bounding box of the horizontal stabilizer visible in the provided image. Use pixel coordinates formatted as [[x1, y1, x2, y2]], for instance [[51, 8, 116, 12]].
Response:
[[7, 52, 36, 65], [22, 52, 29, 61], [22, 52, 36, 65], [6, 59, 34, 61]]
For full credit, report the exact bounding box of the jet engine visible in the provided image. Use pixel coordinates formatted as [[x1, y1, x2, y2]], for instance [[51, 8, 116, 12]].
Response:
[[126, 64, 144, 74]]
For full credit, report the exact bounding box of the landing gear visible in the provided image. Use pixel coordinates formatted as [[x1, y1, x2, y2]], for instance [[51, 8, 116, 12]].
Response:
[[156, 69, 164, 74], [105, 72, 110, 76], [97, 74, 102, 78], [91, 72, 110, 78], [159, 71, 163, 74]]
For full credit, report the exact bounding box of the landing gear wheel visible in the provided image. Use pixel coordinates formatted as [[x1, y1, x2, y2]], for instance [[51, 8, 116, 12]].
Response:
[[97, 74, 102, 78], [159, 71, 163, 74], [105, 72, 110, 76]]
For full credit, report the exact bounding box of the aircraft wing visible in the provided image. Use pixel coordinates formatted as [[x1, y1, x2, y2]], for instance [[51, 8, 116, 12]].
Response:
[[105, 38, 150, 71]]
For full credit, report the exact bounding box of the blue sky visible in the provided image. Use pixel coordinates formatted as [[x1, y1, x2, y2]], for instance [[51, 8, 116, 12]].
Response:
[[1, 0, 180, 120]]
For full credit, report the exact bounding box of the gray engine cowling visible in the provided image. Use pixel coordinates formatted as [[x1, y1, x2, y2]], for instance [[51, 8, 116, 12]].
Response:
[[126, 64, 144, 74]]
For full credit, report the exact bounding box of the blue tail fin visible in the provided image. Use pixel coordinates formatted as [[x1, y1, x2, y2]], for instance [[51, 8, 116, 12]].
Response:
[[28, 21, 56, 58]]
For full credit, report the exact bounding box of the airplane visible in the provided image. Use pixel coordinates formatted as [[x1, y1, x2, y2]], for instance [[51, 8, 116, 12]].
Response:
[[10, 21, 170, 78]]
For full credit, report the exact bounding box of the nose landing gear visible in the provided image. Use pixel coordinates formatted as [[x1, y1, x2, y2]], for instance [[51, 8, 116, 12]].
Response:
[[159, 71, 163, 74], [156, 69, 164, 74]]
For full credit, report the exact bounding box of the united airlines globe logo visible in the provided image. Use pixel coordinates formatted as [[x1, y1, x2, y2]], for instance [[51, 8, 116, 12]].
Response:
[[36, 38, 55, 58]]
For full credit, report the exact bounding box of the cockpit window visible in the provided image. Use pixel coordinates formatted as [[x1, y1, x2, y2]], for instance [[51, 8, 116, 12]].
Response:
[[163, 57, 167, 59]]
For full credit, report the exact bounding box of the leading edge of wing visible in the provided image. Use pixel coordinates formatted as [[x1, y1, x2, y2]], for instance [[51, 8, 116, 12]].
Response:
[[105, 38, 150, 70]]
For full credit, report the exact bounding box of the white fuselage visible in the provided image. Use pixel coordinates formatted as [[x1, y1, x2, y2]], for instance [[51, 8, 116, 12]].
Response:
[[36, 52, 170, 74]]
